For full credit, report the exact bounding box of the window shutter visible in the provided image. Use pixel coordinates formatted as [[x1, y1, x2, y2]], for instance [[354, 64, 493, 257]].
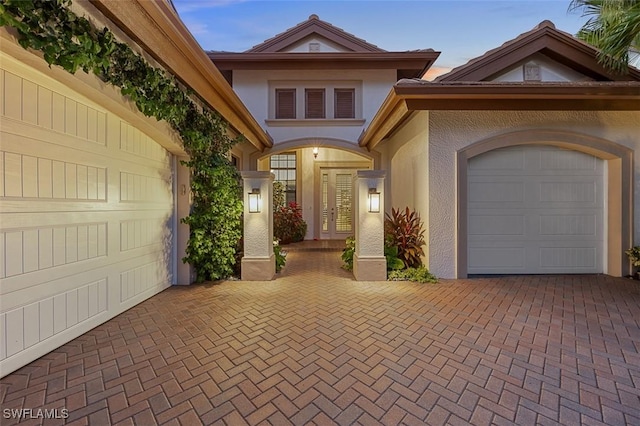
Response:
[[334, 89, 355, 119], [305, 89, 325, 119], [276, 89, 296, 119]]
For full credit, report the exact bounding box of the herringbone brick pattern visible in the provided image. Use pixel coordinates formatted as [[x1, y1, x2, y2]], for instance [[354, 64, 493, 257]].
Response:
[[2, 251, 640, 425]]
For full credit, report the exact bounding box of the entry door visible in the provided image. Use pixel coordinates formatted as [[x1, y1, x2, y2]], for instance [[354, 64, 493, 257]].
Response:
[[321, 170, 355, 239]]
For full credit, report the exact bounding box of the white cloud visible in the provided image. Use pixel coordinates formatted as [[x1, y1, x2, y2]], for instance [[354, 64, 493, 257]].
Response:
[[180, 19, 210, 36]]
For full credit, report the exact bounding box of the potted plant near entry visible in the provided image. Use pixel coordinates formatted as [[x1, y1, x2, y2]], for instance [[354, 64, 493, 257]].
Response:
[[625, 246, 640, 279]]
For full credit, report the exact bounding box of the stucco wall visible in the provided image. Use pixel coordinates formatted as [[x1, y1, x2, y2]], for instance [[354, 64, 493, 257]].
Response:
[[428, 110, 640, 278], [377, 111, 430, 261], [232, 69, 397, 145]]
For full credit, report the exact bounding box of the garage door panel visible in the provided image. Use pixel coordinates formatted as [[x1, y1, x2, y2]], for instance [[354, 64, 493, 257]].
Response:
[[539, 147, 602, 173], [468, 145, 604, 274], [1, 247, 170, 313], [469, 247, 525, 269], [1, 69, 108, 146], [469, 215, 525, 236], [1, 276, 109, 358], [539, 247, 598, 269], [469, 146, 525, 171], [469, 181, 524, 203], [0, 216, 171, 294], [1, 119, 168, 171], [539, 214, 599, 236]]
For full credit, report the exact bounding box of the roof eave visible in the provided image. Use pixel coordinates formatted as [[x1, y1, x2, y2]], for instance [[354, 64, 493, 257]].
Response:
[[90, 0, 273, 151], [209, 51, 440, 78], [360, 83, 640, 151]]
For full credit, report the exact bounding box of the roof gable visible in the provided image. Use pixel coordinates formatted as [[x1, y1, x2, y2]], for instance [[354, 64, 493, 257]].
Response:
[[247, 14, 384, 53], [437, 21, 640, 82]]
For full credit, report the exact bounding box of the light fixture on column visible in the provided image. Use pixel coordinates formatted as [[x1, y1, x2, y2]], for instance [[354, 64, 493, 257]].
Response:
[[248, 188, 261, 213], [312, 147, 319, 159], [368, 188, 380, 213]]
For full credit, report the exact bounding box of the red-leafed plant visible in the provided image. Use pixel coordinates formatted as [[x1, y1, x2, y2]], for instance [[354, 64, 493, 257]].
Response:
[[385, 207, 425, 268], [274, 202, 307, 244]]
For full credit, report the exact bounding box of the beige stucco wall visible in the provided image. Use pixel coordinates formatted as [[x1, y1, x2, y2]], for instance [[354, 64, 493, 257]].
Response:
[[428, 110, 640, 278], [377, 111, 431, 262], [233, 69, 397, 145]]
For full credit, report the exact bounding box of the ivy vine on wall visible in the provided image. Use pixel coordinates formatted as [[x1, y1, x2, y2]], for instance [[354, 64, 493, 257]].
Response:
[[0, 0, 243, 282]]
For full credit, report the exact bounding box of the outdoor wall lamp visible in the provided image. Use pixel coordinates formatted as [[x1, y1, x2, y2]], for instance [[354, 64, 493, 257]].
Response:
[[248, 188, 261, 213], [312, 147, 319, 159], [368, 188, 380, 213]]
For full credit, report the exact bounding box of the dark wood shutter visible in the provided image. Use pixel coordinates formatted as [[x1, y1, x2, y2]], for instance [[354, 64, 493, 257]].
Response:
[[334, 89, 355, 118], [276, 89, 296, 119], [305, 89, 325, 119]]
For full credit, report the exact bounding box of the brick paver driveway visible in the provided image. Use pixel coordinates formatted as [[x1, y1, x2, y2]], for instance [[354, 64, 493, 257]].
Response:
[[2, 251, 640, 425]]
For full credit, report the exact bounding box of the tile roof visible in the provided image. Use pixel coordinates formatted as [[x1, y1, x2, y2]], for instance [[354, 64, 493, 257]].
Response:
[[436, 20, 640, 82], [247, 14, 385, 53]]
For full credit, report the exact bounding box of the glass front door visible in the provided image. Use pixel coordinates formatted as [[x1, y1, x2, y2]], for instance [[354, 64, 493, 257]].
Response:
[[321, 169, 355, 239]]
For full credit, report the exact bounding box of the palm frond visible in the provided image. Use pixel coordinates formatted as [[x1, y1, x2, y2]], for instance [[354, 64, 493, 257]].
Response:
[[571, 0, 640, 72]]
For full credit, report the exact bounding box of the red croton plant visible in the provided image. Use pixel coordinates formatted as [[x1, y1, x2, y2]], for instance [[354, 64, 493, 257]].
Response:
[[274, 202, 308, 244], [384, 207, 426, 268]]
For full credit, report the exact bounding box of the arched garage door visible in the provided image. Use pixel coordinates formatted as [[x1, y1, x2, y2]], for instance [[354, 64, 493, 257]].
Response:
[[0, 54, 174, 376], [467, 145, 604, 274]]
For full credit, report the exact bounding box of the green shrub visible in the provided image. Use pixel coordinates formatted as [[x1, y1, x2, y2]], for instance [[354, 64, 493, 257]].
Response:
[[342, 236, 355, 271], [182, 154, 242, 282], [384, 243, 405, 270], [388, 267, 438, 284], [385, 207, 426, 268], [274, 202, 307, 244], [342, 236, 404, 272], [274, 239, 287, 272]]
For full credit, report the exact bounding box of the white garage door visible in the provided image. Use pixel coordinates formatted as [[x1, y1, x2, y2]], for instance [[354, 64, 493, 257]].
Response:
[[0, 54, 174, 376], [468, 145, 604, 274]]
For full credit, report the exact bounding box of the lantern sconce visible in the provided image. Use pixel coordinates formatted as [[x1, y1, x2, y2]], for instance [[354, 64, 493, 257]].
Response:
[[368, 187, 380, 213], [312, 147, 319, 159], [248, 188, 261, 213]]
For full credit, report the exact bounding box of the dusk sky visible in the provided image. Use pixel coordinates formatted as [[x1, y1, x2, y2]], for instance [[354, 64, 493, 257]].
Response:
[[172, 0, 590, 74]]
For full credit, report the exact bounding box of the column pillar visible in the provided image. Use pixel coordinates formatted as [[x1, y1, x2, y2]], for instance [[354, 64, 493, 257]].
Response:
[[353, 170, 386, 281], [241, 171, 275, 281]]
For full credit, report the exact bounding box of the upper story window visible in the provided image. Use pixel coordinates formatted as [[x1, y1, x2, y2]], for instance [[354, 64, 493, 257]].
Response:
[[334, 89, 355, 119], [305, 89, 325, 119], [268, 81, 363, 125], [276, 89, 296, 119]]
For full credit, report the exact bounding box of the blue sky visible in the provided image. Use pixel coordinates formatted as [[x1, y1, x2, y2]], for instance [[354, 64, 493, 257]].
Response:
[[172, 0, 589, 71]]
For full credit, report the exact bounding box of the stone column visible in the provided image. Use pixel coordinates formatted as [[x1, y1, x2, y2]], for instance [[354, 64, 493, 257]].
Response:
[[353, 170, 386, 281], [241, 171, 275, 281]]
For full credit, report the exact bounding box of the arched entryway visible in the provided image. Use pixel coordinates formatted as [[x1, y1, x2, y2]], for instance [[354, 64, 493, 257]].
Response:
[[457, 130, 633, 278], [254, 138, 376, 240]]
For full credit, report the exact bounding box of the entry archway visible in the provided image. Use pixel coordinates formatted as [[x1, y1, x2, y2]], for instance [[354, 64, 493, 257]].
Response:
[[457, 129, 633, 278], [254, 138, 376, 240]]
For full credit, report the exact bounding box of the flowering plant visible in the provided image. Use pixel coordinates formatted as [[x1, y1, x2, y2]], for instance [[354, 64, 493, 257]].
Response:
[[274, 202, 307, 244]]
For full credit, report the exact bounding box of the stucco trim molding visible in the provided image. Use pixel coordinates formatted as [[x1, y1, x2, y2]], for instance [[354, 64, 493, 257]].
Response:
[[250, 137, 381, 169], [456, 129, 634, 278]]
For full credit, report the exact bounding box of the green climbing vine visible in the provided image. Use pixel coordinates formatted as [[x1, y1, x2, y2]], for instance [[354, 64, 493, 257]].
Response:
[[1, 0, 243, 282]]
